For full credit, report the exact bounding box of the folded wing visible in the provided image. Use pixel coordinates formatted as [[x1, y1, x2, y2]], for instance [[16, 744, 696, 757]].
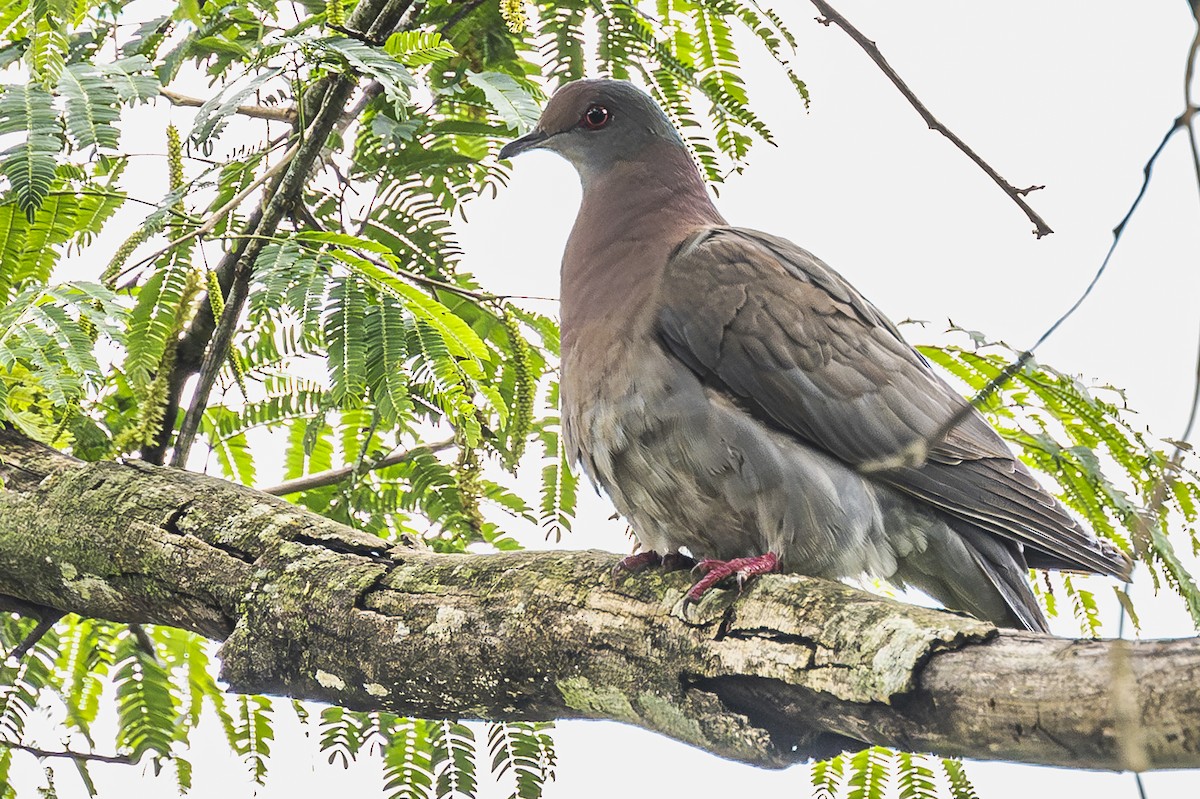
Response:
[[657, 226, 1131, 580]]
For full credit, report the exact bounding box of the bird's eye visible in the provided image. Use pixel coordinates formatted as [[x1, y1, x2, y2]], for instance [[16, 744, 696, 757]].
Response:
[[581, 104, 610, 130]]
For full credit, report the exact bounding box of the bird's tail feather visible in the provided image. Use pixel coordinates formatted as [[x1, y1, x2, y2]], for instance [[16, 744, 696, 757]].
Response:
[[895, 522, 1050, 632], [956, 527, 1049, 633]]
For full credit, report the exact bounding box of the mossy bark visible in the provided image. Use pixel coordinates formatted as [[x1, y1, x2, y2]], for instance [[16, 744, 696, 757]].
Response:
[[0, 429, 1197, 770]]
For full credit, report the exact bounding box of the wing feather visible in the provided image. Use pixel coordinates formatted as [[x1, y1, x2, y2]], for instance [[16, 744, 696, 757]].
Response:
[[658, 226, 1131, 580]]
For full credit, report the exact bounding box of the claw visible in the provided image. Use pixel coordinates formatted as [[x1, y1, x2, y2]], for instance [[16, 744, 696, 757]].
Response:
[[612, 551, 698, 582], [612, 551, 662, 581], [682, 552, 780, 607], [660, 552, 697, 572]]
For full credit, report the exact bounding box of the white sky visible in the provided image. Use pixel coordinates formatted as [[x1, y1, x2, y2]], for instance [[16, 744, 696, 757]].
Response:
[[9, 0, 1200, 797]]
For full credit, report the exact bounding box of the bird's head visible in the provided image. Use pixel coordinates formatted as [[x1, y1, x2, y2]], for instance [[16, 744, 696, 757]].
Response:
[[499, 79, 684, 178]]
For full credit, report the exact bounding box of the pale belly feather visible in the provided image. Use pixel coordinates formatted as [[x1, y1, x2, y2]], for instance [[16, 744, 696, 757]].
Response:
[[562, 343, 932, 582]]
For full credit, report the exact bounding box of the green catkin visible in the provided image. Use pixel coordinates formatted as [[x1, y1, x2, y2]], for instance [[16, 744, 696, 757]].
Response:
[[455, 443, 486, 540], [227, 350, 248, 399], [50, 403, 76, 446], [206, 269, 247, 397], [499, 0, 526, 33], [102, 217, 164, 286], [206, 268, 225, 321], [166, 125, 184, 196], [116, 270, 203, 453], [326, 0, 346, 26], [501, 306, 534, 469], [104, 126, 186, 285]]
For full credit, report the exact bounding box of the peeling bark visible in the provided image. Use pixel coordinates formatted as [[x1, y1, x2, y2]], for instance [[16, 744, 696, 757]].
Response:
[[0, 429, 1196, 770]]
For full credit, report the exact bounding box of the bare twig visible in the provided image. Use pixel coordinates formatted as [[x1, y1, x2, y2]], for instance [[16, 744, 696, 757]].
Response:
[[438, 0, 485, 36], [4, 611, 63, 663], [809, 0, 1053, 237], [160, 88, 297, 123], [47, 189, 198, 220], [1116, 28, 1200, 798], [124, 142, 301, 278], [1179, 8, 1200, 445], [151, 0, 417, 468], [861, 111, 1193, 475], [261, 438, 456, 496], [0, 740, 136, 765], [170, 82, 363, 468]]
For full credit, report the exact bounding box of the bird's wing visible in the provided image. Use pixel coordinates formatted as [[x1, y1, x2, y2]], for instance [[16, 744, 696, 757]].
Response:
[[657, 226, 1131, 579]]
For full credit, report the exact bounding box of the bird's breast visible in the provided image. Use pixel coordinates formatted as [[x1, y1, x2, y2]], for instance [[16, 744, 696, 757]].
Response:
[[559, 335, 909, 575]]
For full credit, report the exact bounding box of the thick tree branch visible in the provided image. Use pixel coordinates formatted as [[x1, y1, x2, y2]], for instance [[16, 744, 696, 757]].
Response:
[[0, 429, 1197, 771]]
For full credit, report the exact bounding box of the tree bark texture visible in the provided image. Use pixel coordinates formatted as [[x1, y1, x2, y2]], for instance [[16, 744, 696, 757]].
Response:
[[0, 429, 1196, 771]]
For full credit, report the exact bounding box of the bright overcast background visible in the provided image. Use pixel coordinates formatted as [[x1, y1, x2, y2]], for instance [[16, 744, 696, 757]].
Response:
[[10, 0, 1200, 797]]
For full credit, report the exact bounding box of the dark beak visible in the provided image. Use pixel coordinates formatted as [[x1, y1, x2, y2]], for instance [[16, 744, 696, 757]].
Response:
[[499, 129, 549, 161]]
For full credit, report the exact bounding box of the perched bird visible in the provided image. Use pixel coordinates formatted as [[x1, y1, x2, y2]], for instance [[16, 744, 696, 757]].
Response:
[[499, 79, 1131, 631]]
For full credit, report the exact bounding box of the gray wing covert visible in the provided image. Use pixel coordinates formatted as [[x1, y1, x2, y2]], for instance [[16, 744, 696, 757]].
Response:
[[657, 226, 1131, 580]]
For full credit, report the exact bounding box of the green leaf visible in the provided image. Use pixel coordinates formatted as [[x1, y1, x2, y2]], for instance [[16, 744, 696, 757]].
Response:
[[941, 759, 979, 799], [123, 258, 196, 389], [311, 36, 413, 108], [29, 18, 68, 85], [95, 56, 161, 103], [325, 248, 491, 369], [384, 30, 457, 66], [189, 66, 283, 147], [383, 717, 436, 799], [57, 63, 122, 149], [324, 274, 369, 405], [231, 695, 274, 783], [465, 72, 540, 134], [896, 752, 937, 799], [846, 746, 890, 799], [113, 632, 177, 761], [0, 81, 61, 220]]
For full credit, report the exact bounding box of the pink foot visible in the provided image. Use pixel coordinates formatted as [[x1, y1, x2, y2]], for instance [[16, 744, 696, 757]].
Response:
[[684, 552, 780, 606], [612, 551, 697, 581], [612, 551, 663, 580], [660, 552, 697, 571]]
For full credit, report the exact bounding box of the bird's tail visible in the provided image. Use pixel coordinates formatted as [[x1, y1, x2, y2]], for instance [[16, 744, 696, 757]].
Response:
[[896, 522, 1050, 633]]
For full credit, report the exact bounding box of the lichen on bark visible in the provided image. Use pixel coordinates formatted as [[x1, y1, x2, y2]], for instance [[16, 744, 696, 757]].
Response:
[[1, 429, 1198, 770]]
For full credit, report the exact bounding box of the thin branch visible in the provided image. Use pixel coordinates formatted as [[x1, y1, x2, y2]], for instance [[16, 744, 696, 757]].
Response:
[[170, 79, 364, 468], [46, 189, 198, 220], [151, 0, 417, 468], [1178, 10, 1200, 444], [3, 611, 63, 663], [862, 105, 1198, 475], [261, 438, 456, 495], [438, 0, 485, 36], [809, 0, 1053, 237], [160, 88, 296, 123], [0, 740, 135, 766], [123, 142, 301, 278], [1116, 11, 1200, 568]]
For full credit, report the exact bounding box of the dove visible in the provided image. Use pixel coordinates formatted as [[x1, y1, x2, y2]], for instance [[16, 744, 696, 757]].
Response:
[[499, 79, 1131, 631]]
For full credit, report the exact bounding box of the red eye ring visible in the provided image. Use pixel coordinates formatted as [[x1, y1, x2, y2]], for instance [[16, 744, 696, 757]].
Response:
[[581, 104, 610, 130]]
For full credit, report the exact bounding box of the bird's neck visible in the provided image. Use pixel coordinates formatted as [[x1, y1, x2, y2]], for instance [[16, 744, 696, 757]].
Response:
[[561, 145, 724, 353]]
